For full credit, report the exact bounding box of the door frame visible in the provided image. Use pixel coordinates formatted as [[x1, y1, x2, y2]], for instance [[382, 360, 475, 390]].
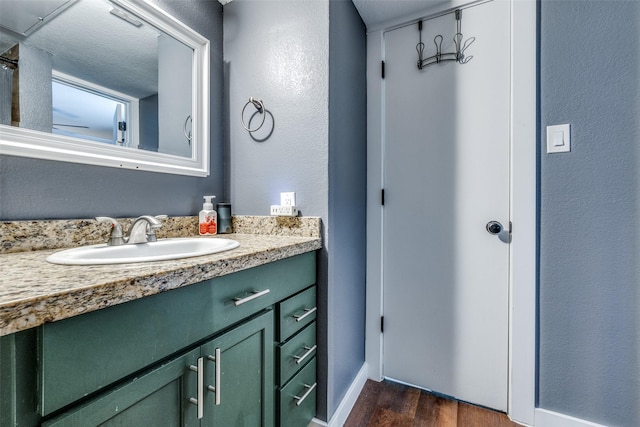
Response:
[[364, 1, 537, 425]]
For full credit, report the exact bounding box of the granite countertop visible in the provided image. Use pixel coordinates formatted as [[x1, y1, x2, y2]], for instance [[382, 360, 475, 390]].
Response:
[[0, 216, 322, 336]]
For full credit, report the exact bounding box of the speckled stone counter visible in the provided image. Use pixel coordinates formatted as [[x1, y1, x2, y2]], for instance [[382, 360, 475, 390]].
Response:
[[0, 216, 322, 336]]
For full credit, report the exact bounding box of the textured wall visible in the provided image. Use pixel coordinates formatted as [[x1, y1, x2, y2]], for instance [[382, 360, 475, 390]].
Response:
[[538, 1, 640, 425], [223, 0, 331, 419], [0, 0, 224, 220], [223, 1, 329, 218], [223, 0, 367, 421], [19, 43, 52, 133], [158, 34, 192, 158], [327, 0, 367, 416]]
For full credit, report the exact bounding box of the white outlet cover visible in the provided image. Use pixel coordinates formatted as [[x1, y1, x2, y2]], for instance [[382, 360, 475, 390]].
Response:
[[546, 124, 571, 153], [280, 192, 296, 206]]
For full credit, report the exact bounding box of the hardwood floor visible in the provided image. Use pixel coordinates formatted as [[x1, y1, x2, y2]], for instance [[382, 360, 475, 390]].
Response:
[[344, 380, 521, 427]]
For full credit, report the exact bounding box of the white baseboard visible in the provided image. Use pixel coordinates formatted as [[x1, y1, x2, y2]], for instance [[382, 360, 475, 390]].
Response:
[[309, 363, 369, 427], [535, 408, 608, 427]]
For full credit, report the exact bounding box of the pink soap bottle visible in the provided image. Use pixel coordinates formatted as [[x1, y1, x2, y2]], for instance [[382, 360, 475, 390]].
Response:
[[199, 196, 217, 235]]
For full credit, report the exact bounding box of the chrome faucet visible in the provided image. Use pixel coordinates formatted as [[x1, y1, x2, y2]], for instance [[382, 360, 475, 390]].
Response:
[[96, 215, 165, 246], [126, 215, 163, 244]]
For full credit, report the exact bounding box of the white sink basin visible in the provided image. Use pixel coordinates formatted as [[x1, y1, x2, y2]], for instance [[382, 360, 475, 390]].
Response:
[[46, 238, 240, 265]]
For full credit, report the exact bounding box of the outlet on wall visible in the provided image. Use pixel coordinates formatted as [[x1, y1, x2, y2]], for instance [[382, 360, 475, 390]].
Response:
[[280, 192, 296, 206], [270, 205, 298, 216]]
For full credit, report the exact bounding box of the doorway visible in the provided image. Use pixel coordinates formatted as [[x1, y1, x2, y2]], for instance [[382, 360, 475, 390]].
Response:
[[381, 0, 511, 411]]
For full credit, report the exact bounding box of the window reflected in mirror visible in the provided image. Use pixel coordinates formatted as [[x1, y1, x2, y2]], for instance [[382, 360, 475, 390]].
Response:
[[52, 77, 132, 147]]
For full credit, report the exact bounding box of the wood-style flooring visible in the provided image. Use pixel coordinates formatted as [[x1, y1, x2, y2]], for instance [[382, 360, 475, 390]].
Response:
[[344, 380, 521, 427]]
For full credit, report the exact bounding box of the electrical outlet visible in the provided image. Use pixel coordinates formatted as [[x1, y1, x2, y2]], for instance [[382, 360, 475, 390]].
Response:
[[280, 192, 296, 207], [270, 205, 299, 216]]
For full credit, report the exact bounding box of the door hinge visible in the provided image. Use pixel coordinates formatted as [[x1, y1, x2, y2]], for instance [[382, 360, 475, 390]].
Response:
[[381, 189, 385, 206], [381, 61, 385, 79], [381, 316, 384, 333], [509, 221, 512, 233]]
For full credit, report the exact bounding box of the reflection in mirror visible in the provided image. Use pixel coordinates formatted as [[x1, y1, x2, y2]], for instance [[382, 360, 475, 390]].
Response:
[[0, 0, 209, 176], [52, 73, 133, 146]]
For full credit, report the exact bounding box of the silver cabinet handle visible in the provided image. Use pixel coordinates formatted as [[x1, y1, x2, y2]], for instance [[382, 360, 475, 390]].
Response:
[[206, 348, 221, 405], [234, 289, 270, 306], [293, 307, 317, 322], [188, 357, 204, 419], [293, 382, 317, 406], [293, 345, 317, 365]]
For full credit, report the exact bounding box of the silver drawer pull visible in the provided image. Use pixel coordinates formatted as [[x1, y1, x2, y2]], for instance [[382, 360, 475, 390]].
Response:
[[206, 348, 222, 405], [293, 345, 317, 365], [293, 307, 317, 322], [234, 289, 270, 306], [293, 382, 317, 406], [188, 357, 204, 419]]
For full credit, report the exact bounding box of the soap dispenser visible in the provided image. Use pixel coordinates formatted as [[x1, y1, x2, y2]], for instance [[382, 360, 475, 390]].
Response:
[[199, 196, 217, 235]]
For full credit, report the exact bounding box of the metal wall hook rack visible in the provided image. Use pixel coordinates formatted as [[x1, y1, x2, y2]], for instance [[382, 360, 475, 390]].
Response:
[[416, 9, 475, 71]]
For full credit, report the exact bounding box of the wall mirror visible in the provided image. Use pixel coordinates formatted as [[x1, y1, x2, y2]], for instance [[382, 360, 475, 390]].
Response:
[[0, 0, 210, 176]]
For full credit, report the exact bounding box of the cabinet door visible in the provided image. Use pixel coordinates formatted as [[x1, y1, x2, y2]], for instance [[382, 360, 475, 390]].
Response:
[[42, 348, 201, 427], [201, 310, 274, 427]]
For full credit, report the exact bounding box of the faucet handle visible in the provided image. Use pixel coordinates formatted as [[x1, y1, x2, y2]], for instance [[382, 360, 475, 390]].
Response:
[[96, 217, 125, 246], [145, 215, 167, 242]]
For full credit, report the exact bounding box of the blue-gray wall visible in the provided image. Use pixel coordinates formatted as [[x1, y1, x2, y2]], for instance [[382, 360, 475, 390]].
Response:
[[223, 1, 330, 417], [538, 1, 640, 425], [224, 0, 366, 421], [0, 0, 224, 220], [328, 0, 367, 416]]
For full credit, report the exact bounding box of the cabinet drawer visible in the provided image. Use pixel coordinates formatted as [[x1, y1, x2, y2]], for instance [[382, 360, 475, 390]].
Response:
[[277, 322, 316, 386], [278, 286, 316, 341], [207, 260, 314, 335], [39, 252, 316, 416], [278, 358, 316, 427]]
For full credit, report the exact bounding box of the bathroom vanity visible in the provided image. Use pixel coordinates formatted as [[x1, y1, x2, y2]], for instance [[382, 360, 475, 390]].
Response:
[[0, 218, 321, 427]]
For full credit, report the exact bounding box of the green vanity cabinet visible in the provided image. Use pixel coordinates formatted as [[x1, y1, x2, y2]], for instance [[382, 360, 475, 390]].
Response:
[[0, 251, 316, 427], [42, 347, 201, 426], [276, 286, 318, 427], [43, 310, 274, 427]]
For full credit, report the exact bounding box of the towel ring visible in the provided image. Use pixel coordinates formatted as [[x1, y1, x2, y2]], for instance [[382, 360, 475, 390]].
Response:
[[241, 97, 266, 132]]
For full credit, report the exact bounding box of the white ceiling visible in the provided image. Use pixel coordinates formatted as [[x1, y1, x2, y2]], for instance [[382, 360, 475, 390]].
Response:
[[352, 0, 450, 29], [0, 0, 458, 98], [0, 0, 159, 98]]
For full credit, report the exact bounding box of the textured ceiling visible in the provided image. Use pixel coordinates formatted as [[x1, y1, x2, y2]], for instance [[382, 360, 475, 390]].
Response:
[[0, 0, 458, 98], [0, 0, 160, 98], [352, 0, 450, 29]]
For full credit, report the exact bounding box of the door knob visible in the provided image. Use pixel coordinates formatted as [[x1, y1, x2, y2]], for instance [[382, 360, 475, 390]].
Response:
[[486, 221, 503, 235]]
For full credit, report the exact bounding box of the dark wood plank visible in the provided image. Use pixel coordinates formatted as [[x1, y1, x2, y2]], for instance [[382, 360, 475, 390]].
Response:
[[344, 380, 385, 426], [413, 391, 457, 427], [346, 379, 523, 427], [457, 401, 518, 427], [375, 380, 420, 416], [367, 407, 415, 427]]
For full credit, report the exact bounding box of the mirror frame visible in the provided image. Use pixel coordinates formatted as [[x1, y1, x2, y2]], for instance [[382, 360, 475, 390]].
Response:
[[0, 0, 210, 176]]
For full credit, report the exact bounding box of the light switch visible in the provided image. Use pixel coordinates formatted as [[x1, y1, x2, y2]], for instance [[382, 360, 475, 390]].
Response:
[[553, 131, 564, 147], [547, 124, 571, 153]]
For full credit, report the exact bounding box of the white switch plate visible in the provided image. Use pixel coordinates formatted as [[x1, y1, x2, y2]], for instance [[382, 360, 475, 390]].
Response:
[[546, 124, 571, 153]]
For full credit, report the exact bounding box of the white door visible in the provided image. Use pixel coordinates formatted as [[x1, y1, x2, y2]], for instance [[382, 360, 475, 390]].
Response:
[[382, 0, 511, 411]]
